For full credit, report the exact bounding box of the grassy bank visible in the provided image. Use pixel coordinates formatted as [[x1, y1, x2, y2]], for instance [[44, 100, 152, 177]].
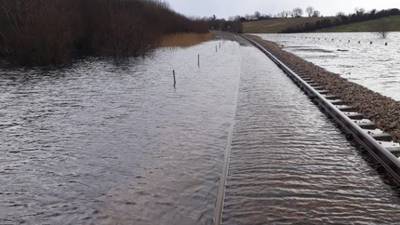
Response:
[[160, 33, 213, 48], [0, 0, 208, 66], [242, 17, 327, 33], [318, 16, 400, 32], [243, 9, 400, 33]]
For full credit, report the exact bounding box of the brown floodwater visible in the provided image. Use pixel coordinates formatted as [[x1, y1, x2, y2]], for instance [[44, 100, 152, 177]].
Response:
[[1, 36, 400, 225]]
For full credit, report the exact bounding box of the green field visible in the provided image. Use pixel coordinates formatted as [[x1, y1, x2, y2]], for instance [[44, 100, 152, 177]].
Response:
[[242, 17, 326, 33], [317, 16, 400, 32], [242, 16, 400, 33]]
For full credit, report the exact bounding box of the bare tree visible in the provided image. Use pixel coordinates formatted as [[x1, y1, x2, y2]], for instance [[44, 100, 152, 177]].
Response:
[[376, 20, 390, 39], [355, 7, 365, 16], [276, 10, 290, 18], [306, 7, 314, 17], [291, 8, 303, 18], [312, 10, 321, 17], [336, 12, 346, 17], [379, 31, 388, 39], [281, 10, 290, 18]]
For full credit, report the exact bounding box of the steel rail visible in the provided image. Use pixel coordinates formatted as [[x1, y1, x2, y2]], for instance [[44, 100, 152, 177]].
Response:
[[241, 34, 400, 184]]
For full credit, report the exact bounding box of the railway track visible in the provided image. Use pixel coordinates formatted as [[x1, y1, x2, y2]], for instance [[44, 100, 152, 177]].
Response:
[[241, 34, 400, 184]]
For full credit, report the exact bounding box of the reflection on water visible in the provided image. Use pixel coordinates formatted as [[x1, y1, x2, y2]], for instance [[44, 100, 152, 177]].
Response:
[[0, 41, 241, 225], [222, 46, 400, 225], [257, 32, 400, 101]]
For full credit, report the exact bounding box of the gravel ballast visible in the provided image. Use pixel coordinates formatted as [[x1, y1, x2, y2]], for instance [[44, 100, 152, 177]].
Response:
[[246, 34, 400, 141]]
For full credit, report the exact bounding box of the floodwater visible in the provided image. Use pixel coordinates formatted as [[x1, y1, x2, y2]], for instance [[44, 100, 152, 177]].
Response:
[[1, 36, 400, 225], [0, 41, 241, 225], [221, 45, 400, 225], [257, 32, 400, 101]]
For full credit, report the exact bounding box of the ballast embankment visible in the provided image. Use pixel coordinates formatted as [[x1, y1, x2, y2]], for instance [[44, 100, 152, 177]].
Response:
[[245, 34, 400, 142]]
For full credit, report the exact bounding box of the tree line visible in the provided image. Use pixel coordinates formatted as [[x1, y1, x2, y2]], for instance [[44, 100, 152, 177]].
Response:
[[208, 15, 243, 33], [282, 8, 400, 33], [0, 0, 208, 66], [276, 7, 321, 18], [230, 6, 321, 22]]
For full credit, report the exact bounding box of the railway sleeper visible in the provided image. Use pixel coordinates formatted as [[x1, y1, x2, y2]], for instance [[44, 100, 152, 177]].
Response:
[[336, 105, 356, 112], [352, 119, 377, 129], [363, 129, 393, 142]]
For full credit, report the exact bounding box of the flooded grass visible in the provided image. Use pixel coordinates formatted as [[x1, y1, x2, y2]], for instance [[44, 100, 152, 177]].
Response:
[[160, 33, 214, 48], [0, 0, 208, 66]]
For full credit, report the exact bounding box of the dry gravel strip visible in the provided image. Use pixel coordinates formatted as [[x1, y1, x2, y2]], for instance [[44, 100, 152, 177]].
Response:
[[245, 34, 400, 141]]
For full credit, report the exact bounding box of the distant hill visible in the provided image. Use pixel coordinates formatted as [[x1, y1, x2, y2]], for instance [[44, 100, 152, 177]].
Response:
[[318, 15, 400, 32], [242, 17, 328, 33], [242, 9, 400, 33]]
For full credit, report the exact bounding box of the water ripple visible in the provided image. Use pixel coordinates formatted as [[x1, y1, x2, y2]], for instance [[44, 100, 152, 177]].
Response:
[[0, 40, 241, 225], [258, 32, 400, 100], [222, 46, 400, 225]]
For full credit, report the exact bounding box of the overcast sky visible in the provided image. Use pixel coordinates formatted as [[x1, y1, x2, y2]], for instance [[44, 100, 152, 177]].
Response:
[[166, 0, 399, 18]]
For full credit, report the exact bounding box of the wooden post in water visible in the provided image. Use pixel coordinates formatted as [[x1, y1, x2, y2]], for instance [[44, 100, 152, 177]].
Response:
[[197, 54, 200, 68], [173, 70, 176, 88]]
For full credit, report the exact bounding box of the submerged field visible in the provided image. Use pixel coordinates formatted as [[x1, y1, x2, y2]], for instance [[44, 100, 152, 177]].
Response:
[[256, 32, 400, 100], [160, 33, 213, 48]]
